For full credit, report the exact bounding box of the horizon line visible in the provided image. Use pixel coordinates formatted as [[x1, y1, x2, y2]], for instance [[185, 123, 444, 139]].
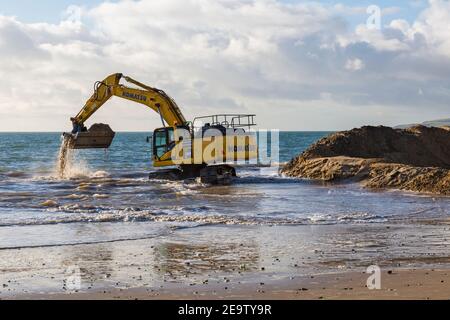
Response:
[[0, 130, 337, 133]]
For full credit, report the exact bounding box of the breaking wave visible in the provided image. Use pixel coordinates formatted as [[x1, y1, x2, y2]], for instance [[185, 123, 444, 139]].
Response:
[[0, 206, 386, 228]]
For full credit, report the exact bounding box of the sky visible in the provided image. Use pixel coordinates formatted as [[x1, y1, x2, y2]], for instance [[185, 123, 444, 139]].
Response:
[[0, 0, 449, 131]]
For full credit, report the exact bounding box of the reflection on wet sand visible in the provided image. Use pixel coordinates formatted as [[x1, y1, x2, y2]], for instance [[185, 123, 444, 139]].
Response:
[[154, 240, 259, 280]]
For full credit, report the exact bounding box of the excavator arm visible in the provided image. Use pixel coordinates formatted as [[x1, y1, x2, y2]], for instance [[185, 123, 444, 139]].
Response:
[[73, 73, 186, 128]]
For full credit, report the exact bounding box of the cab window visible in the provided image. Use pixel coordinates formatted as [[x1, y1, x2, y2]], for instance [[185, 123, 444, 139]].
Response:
[[153, 127, 174, 159]]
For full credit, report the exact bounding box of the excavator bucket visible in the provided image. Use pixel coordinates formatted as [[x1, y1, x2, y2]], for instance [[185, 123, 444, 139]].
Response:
[[65, 123, 115, 149]]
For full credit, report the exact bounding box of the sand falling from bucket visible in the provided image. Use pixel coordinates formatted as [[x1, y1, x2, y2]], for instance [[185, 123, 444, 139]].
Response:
[[55, 136, 97, 179], [57, 136, 75, 178]]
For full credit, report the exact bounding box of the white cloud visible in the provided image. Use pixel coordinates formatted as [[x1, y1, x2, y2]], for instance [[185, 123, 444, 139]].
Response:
[[411, 0, 450, 56], [0, 0, 449, 131], [345, 58, 365, 71]]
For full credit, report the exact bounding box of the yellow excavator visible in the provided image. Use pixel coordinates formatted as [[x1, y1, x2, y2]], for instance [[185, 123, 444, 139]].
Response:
[[64, 73, 257, 183]]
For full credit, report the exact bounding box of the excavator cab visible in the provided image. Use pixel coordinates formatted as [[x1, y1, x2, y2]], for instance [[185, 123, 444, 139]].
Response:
[[153, 127, 175, 159]]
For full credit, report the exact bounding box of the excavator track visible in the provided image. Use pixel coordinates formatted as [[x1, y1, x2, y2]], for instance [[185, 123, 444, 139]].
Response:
[[148, 165, 237, 184], [199, 165, 236, 184]]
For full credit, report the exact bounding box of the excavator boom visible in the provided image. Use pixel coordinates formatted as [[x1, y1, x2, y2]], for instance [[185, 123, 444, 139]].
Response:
[[74, 73, 186, 127]]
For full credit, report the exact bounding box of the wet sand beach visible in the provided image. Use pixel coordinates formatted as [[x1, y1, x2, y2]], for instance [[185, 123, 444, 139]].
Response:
[[2, 224, 450, 300], [21, 269, 450, 300]]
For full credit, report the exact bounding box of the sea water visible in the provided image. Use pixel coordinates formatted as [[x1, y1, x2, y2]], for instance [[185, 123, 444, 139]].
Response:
[[0, 132, 449, 274]]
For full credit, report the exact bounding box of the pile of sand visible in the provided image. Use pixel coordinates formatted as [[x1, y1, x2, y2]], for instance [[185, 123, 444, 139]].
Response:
[[281, 125, 450, 195], [87, 123, 115, 133]]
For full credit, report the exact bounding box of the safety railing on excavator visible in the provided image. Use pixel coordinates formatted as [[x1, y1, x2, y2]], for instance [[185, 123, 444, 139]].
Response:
[[192, 114, 256, 131]]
